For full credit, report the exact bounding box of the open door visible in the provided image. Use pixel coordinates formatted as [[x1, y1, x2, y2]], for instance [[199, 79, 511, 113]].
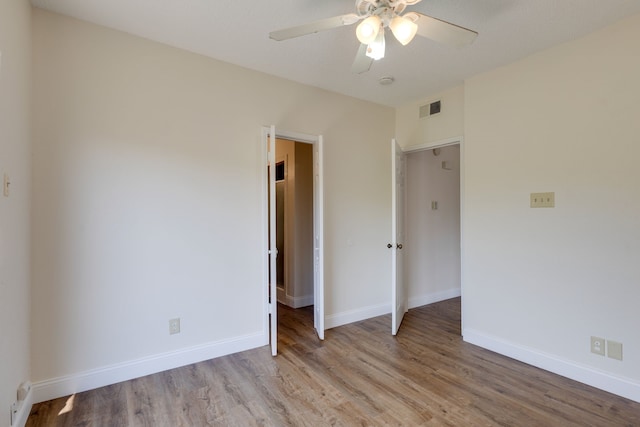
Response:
[[313, 136, 325, 340], [268, 126, 278, 355], [265, 128, 324, 353], [391, 138, 407, 335]]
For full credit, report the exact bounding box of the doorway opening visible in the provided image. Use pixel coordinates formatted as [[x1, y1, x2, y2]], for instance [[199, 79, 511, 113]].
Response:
[[263, 127, 324, 356], [394, 138, 462, 335], [273, 138, 315, 308]]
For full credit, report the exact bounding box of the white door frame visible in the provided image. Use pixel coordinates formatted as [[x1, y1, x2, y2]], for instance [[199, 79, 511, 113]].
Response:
[[267, 127, 278, 355], [402, 136, 463, 154], [261, 127, 325, 355], [402, 136, 464, 332]]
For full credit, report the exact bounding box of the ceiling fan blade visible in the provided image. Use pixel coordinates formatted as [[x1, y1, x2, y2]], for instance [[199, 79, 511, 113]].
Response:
[[405, 12, 477, 48], [270, 13, 361, 41], [351, 44, 373, 74]]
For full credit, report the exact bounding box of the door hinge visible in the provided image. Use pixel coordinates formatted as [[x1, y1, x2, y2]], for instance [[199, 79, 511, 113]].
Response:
[[268, 303, 273, 314]]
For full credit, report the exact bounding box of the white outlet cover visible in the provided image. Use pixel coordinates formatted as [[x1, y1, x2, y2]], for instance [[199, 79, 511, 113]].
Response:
[[11, 402, 18, 426], [607, 340, 623, 361], [169, 318, 180, 335], [591, 336, 605, 356]]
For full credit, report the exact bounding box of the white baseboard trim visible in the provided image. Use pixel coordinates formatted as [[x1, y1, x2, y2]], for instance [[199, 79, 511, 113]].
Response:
[[323, 290, 461, 331], [464, 328, 640, 403], [277, 290, 314, 309], [325, 302, 390, 329], [14, 388, 33, 427], [278, 293, 314, 309], [290, 294, 314, 309], [31, 331, 265, 404], [408, 288, 461, 310]]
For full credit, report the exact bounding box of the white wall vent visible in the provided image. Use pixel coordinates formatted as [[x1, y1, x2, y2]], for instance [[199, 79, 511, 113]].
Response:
[[419, 100, 441, 118]]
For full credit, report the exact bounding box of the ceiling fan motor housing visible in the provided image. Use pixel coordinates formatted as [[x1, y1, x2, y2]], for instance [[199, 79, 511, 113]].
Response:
[[356, 0, 418, 23]]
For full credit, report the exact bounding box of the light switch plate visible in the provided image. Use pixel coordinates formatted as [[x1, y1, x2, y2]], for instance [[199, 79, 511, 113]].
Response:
[[530, 192, 554, 208], [3, 174, 9, 197]]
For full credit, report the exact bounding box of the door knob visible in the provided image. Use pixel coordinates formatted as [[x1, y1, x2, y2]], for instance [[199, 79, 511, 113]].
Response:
[[396, 243, 403, 249], [387, 243, 392, 249]]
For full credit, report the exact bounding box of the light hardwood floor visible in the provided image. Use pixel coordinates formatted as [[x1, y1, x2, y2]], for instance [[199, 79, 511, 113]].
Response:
[[27, 298, 640, 426]]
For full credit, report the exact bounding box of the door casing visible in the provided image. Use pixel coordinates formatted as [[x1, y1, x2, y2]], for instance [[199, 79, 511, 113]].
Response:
[[394, 136, 464, 334], [261, 127, 325, 355]]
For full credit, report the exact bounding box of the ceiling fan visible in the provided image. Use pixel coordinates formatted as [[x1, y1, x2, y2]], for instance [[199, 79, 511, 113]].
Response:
[[269, 0, 478, 74]]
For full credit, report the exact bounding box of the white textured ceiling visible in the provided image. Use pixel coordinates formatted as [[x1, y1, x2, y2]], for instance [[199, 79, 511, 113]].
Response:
[[30, 0, 640, 107]]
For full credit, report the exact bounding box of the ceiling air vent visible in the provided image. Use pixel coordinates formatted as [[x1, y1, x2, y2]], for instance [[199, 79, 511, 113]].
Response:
[[419, 100, 441, 118]]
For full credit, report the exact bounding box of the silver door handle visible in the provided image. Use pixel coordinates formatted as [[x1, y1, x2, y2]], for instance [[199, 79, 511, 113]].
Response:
[[396, 244, 403, 249], [387, 243, 392, 249]]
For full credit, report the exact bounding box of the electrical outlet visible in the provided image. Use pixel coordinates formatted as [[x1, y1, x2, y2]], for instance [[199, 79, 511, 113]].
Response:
[[169, 318, 180, 335], [591, 336, 605, 356], [10, 402, 18, 426], [607, 340, 623, 361]]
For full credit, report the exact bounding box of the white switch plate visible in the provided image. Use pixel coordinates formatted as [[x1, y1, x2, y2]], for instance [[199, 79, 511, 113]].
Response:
[[530, 192, 554, 208]]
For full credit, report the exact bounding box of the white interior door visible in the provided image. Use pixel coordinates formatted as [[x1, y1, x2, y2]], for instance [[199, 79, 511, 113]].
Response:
[[268, 126, 278, 355], [391, 138, 407, 335], [313, 136, 325, 340]]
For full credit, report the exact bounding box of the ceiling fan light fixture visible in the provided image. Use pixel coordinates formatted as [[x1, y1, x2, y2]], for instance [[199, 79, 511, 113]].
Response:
[[356, 15, 382, 44], [366, 29, 385, 60], [390, 15, 418, 45]]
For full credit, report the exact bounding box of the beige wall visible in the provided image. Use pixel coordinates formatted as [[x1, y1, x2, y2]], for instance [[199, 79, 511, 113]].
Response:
[[26, 3, 640, 406], [31, 8, 394, 391], [463, 12, 640, 389], [405, 146, 461, 307], [275, 138, 294, 297], [293, 142, 314, 303], [395, 85, 464, 149], [0, 0, 32, 422]]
